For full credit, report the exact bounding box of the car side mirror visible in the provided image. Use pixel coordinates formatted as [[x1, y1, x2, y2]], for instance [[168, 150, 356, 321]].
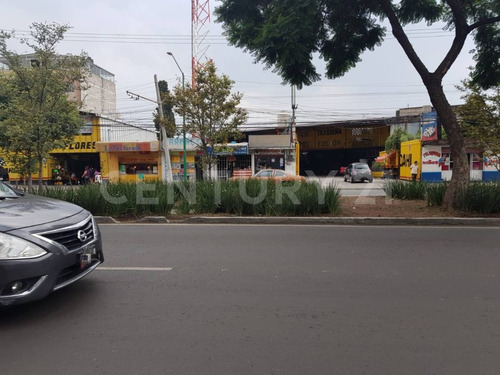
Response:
[[12, 186, 26, 196]]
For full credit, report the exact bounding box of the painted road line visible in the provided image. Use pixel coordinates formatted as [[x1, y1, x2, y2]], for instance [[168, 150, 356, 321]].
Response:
[[97, 267, 173, 271]]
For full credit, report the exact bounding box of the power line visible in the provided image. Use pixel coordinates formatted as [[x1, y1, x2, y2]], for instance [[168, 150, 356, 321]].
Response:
[[0, 27, 457, 46]]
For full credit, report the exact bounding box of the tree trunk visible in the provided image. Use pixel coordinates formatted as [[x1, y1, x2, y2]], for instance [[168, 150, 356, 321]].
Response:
[[37, 158, 44, 193], [425, 80, 469, 210]]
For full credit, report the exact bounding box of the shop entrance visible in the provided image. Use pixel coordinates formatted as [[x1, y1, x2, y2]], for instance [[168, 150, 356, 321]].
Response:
[[256, 154, 284, 171], [50, 153, 100, 184], [217, 155, 251, 179], [299, 147, 383, 176]]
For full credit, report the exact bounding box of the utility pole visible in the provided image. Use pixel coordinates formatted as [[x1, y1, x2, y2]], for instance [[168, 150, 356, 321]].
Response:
[[126, 80, 173, 182], [154, 75, 173, 182], [154, 74, 164, 119], [167, 52, 187, 182], [291, 85, 297, 144], [291, 84, 298, 175]]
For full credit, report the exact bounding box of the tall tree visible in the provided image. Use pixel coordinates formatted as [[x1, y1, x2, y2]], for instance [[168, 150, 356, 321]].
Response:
[[458, 78, 500, 171], [153, 80, 176, 138], [215, 0, 500, 209], [0, 22, 89, 188], [385, 128, 419, 152], [166, 61, 248, 179]]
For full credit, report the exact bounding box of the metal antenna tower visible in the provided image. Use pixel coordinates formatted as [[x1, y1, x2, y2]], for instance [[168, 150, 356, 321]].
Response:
[[191, 0, 211, 86]]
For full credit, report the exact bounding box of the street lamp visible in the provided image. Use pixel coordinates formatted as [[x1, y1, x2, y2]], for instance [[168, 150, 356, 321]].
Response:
[[167, 52, 187, 182]]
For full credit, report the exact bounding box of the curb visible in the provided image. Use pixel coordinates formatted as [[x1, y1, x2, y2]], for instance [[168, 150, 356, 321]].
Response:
[[95, 216, 500, 226], [94, 216, 120, 224]]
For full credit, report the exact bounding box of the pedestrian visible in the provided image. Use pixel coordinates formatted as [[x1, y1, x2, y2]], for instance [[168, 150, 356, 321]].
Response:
[[93, 169, 102, 183], [410, 161, 419, 181], [70, 172, 79, 185], [82, 166, 91, 184]]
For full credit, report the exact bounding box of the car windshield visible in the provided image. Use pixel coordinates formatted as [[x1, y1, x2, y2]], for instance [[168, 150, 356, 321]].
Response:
[[0, 182, 19, 198], [255, 170, 273, 177], [355, 164, 369, 169]]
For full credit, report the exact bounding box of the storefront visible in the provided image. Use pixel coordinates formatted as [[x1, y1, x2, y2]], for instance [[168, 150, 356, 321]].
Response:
[[399, 140, 422, 181], [248, 135, 297, 175], [209, 143, 251, 180], [297, 124, 389, 176], [6, 114, 101, 184], [166, 138, 198, 181], [420, 143, 499, 182], [96, 141, 161, 183]]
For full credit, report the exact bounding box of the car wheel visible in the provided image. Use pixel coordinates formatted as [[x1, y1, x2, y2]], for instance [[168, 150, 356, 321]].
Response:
[[349, 176, 354, 183], [344, 175, 347, 182]]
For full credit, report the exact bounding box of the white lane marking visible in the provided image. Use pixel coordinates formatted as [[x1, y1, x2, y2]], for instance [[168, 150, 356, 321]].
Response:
[[97, 267, 173, 271]]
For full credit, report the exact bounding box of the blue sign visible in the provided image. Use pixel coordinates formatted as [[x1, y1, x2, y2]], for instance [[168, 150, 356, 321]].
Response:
[[207, 145, 249, 156], [233, 145, 248, 155], [421, 111, 438, 141]]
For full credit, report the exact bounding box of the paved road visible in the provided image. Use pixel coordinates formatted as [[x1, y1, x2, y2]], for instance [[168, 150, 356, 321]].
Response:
[[307, 176, 387, 196], [1, 224, 499, 375]]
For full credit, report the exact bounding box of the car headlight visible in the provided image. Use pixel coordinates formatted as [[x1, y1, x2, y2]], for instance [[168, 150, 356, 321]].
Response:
[[0, 233, 47, 260]]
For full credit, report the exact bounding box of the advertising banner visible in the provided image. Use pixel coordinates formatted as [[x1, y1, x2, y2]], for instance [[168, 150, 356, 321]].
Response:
[[421, 112, 438, 141]]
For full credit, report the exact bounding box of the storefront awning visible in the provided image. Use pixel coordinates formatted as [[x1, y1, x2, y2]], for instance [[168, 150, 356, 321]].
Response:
[[375, 150, 396, 163]]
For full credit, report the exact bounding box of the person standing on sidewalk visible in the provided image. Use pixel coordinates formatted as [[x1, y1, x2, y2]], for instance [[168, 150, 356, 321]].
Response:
[[82, 165, 91, 184], [410, 161, 419, 181]]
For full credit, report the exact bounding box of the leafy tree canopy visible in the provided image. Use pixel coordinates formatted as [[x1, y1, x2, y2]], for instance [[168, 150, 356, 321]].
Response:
[[458, 78, 500, 170], [166, 61, 248, 178], [0, 22, 89, 186], [215, 0, 500, 89], [385, 127, 419, 152], [153, 80, 177, 138]]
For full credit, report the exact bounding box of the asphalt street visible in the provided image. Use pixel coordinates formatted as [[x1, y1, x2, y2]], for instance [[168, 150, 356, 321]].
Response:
[[1, 224, 500, 375]]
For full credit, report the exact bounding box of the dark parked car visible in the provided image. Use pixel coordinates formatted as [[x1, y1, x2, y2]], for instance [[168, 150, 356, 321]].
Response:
[[0, 182, 104, 307], [343, 163, 373, 183]]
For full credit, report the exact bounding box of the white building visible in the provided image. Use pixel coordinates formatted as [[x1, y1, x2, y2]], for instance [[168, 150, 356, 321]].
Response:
[[0, 54, 116, 117]]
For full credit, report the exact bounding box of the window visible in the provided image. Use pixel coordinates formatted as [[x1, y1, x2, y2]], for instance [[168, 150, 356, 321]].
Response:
[[355, 163, 369, 169], [441, 153, 452, 170], [275, 170, 287, 177], [255, 170, 273, 177], [0, 182, 17, 197], [119, 163, 157, 175], [471, 153, 483, 170]]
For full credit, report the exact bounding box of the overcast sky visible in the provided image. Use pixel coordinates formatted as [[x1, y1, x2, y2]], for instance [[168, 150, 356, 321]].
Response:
[[1, 0, 476, 130]]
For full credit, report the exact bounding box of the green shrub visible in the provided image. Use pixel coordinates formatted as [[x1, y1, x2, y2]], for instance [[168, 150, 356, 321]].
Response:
[[383, 180, 427, 200], [31, 180, 343, 217], [385, 180, 500, 214], [457, 182, 500, 214], [371, 161, 384, 172], [426, 182, 447, 207]]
